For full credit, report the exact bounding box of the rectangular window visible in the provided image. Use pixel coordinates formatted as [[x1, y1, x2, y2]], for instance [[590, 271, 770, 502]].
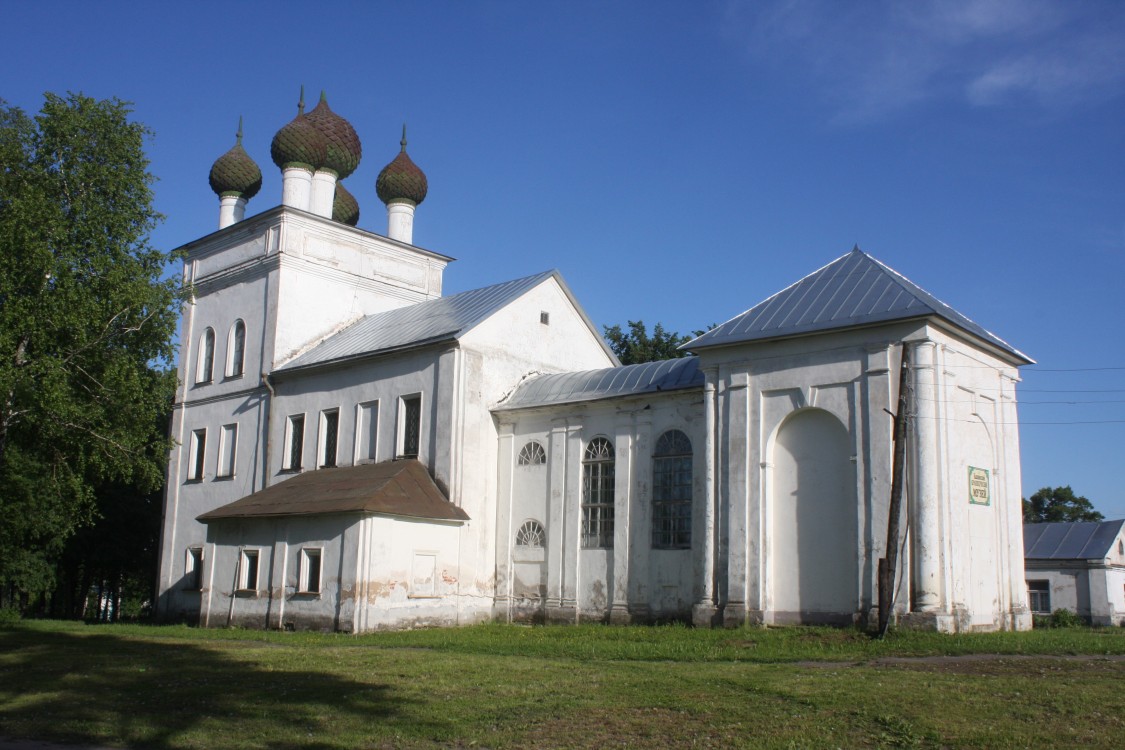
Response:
[[1028, 580, 1051, 614], [299, 548, 322, 594], [185, 547, 203, 591], [188, 428, 207, 482], [398, 395, 421, 459], [239, 549, 260, 592], [283, 414, 304, 472], [356, 401, 378, 463], [318, 409, 339, 468], [217, 423, 237, 478]]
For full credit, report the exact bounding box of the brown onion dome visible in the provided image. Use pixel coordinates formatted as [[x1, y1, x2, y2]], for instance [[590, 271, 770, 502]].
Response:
[[332, 181, 360, 226], [270, 88, 328, 171], [304, 91, 362, 179], [376, 125, 428, 206], [209, 118, 262, 199]]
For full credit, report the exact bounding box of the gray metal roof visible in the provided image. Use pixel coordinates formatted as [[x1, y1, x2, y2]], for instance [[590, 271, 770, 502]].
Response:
[[682, 248, 1032, 363], [1023, 520, 1125, 560], [496, 356, 703, 411], [279, 270, 562, 371]]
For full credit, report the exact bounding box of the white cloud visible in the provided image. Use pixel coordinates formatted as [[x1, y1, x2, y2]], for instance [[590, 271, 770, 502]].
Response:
[[724, 0, 1125, 122]]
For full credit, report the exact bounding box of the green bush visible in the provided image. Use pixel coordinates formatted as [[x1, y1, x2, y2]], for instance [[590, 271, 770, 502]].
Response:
[[0, 606, 21, 625], [1048, 608, 1085, 628]]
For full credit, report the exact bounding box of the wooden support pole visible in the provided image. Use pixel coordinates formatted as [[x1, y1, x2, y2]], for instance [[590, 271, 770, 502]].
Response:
[[878, 342, 911, 637]]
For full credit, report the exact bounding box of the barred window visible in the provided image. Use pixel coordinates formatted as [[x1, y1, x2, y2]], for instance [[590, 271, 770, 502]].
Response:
[[582, 437, 615, 548], [518, 441, 546, 465], [196, 328, 215, 384], [516, 520, 545, 547], [652, 429, 692, 549]]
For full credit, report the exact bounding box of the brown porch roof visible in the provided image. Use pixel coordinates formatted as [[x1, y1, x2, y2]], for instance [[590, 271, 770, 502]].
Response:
[[198, 459, 469, 523]]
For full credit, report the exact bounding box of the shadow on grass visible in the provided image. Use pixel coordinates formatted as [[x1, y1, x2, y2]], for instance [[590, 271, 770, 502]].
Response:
[[0, 625, 427, 749]]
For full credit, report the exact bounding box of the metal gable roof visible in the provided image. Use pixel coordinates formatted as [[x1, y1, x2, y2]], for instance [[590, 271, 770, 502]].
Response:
[[682, 248, 1031, 363], [1023, 520, 1125, 560], [278, 270, 560, 371], [495, 356, 704, 411]]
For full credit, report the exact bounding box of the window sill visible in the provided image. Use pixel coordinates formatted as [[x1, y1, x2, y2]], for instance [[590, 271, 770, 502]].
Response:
[[278, 468, 303, 475], [185, 477, 204, 485], [213, 474, 235, 482], [234, 589, 259, 598], [407, 594, 442, 600], [223, 373, 245, 382], [194, 380, 213, 388], [291, 591, 321, 600]]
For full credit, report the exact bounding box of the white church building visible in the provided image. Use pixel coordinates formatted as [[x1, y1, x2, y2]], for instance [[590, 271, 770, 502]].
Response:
[[156, 93, 1033, 633]]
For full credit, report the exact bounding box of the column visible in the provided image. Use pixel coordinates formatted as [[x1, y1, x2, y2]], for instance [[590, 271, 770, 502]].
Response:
[[910, 340, 943, 612], [693, 366, 720, 626], [610, 414, 634, 623]]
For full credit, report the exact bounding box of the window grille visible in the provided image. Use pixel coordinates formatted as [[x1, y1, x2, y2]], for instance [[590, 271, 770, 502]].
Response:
[[197, 328, 215, 384], [652, 430, 692, 549], [320, 410, 339, 468], [285, 415, 304, 471], [582, 437, 615, 548], [401, 396, 421, 458], [516, 520, 546, 547], [518, 441, 546, 465]]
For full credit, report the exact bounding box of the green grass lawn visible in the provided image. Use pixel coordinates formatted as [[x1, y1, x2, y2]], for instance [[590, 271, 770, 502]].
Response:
[[2, 620, 1124, 749]]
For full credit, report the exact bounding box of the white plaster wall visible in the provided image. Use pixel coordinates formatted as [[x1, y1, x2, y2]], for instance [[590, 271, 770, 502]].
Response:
[[353, 515, 474, 630], [497, 390, 703, 623]]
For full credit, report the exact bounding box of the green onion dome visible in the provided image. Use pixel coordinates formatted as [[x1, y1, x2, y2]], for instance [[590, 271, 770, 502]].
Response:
[[304, 92, 362, 179], [375, 126, 428, 206], [332, 181, 360, 226], [270, 114, 328, 172], [209, 118, 262, 199]]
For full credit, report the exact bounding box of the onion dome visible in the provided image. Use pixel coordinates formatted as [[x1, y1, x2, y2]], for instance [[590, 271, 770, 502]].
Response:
[[304, 91, 362, 179], [332, 181, 360, 226], [209, 118, 262, 199], [270, 88, 328, 171], [375, 125, 428, 206]]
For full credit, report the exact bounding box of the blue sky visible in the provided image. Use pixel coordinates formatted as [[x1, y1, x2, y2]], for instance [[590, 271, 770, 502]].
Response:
[[3, 1, 1123, 517]]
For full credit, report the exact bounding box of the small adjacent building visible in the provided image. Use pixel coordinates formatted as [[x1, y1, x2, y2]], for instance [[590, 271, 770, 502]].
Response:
[[156, 91, 1036, 633], [1023, 520, 1125, 625]]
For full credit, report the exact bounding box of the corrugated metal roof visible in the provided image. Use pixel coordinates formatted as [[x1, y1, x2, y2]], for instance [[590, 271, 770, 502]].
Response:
[[495, 356, 703, 411], [682, 248, 1032, 363], [1023, 520, 1125, 560], [198, 459, 470, 522], [279, 270, 559, 371]]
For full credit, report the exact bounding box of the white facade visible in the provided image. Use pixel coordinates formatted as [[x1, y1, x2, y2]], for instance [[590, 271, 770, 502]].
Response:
[[158, 114, 1034, 633]]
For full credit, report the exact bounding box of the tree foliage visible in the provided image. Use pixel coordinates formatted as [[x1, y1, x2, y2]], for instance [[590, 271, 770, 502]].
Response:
[[0, 93, 180, 600], [603, 320, 704, 365], [1022, 486, 1104, 524]]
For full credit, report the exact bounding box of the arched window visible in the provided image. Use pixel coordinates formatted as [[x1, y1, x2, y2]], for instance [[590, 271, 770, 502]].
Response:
[[652, 429, 692, 549], [582, 437, 615, 548], [518, 441, 546, 465], [227, 320, 246, 378], [515, 520, 546, 547], [196, 328, 215, 384]]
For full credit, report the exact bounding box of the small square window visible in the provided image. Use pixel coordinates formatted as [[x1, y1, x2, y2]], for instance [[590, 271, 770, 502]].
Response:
[[185, 547, 203, 591], [540, 311, 550, 325], [299, 548, 322, 594], [239, 549, 260, 592]]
